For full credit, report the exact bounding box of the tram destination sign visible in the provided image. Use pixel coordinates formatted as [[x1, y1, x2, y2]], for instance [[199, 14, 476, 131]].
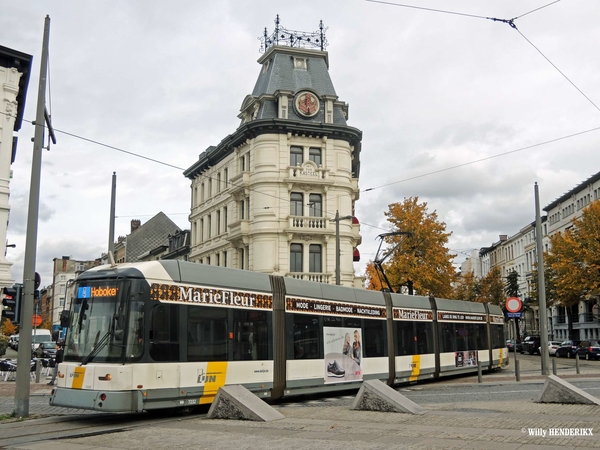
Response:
[[286, 297, 386, 319]]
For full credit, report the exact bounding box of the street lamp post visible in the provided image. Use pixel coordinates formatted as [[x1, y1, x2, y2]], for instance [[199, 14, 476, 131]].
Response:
[[332, 211, 353, 285]]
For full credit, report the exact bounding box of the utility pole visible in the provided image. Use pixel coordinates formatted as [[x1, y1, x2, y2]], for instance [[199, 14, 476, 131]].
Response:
[[108, 172, 116, 256], [535, 182, 550, 376], [15, 15, 52, 417], [332, 211, 353, 285]]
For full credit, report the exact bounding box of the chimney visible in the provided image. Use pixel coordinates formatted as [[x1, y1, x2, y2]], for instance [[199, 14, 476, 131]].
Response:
[[131, 219, 141, 233], [499, 235, 507, 241]]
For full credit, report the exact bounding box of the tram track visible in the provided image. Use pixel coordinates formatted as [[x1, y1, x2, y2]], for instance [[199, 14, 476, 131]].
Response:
[[0, 410, 199, 449]]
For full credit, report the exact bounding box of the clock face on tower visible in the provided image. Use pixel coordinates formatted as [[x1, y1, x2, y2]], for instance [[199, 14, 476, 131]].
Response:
[[294, 91, 320, 118]]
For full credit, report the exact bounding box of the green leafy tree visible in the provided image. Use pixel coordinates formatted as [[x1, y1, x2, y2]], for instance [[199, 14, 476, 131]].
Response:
[[505, 270, 520, 298], [364, 197, 456, 297]]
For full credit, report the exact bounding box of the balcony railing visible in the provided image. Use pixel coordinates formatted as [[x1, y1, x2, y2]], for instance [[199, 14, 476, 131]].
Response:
[[289, 216, 328, 230], [287, 272, 331, 283]]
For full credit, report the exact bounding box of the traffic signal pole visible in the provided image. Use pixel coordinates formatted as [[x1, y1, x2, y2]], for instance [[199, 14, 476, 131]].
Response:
[[15, 15, 50, 418]]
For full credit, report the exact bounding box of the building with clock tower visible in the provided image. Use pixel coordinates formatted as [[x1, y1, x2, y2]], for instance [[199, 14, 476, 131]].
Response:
[[184, 18, 363, 287]]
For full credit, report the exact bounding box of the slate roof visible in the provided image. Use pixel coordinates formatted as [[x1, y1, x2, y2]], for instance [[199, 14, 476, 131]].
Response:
[[125, 212, 181, 262], [247, 46, 346, 126]]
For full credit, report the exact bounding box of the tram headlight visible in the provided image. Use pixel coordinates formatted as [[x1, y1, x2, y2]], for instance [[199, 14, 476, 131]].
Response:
[[98, 374, 112, 381]]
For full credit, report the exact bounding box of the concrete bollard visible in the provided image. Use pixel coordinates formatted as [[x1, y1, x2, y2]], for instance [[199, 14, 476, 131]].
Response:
[[515, 359, 521, 381], [477, 360, 482, 383], [552, 357, 556, 375], [575, 353, 580, 374]]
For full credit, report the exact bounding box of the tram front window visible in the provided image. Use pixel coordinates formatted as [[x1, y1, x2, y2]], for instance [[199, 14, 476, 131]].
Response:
[[64, 281, 130, 363]]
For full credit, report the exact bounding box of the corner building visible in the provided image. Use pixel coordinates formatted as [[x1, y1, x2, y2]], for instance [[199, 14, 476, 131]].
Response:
[[184, 44, 363, 287]]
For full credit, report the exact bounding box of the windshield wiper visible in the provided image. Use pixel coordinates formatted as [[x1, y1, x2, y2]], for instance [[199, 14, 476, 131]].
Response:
[[80, 330, 112, 366]]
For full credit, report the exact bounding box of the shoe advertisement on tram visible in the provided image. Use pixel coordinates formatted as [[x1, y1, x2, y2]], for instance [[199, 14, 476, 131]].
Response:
[[323, 327, 363, 383]]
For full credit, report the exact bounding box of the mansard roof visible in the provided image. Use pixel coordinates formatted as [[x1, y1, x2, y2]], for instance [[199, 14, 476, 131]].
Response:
[[184, 45, 361, 180]]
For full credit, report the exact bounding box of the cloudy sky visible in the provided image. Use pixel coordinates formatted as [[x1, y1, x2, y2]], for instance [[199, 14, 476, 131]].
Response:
[[2, 0, 599, 288]]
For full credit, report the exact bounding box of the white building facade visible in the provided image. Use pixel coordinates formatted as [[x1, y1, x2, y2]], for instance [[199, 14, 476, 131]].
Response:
[[0, 46, 32, 289], [543, 172, 600, 341], [184, 45, 362, 286]]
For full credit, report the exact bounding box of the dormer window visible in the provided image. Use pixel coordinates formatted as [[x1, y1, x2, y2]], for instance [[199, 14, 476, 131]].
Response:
[[293, 57, 307, 70]]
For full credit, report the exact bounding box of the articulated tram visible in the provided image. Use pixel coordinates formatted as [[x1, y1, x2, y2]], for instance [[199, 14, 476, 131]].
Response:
[[49, 261, 507, 412]]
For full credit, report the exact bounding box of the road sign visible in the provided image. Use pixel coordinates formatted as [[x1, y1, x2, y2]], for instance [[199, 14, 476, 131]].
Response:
[[32, 314, 43, 327], [506, 312, 523, 318], [506, 296, 522, 313]]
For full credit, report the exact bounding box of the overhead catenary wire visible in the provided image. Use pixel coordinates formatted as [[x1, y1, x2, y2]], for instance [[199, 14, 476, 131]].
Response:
[[3, 108, 600, 232]]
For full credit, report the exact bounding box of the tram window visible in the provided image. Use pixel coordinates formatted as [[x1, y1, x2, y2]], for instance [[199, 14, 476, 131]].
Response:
[[187, 306, 228, 361], [126, 301, 145, 360], [363, 319, 385, 358], [149, 304, 179, 362], [491, 324, 504, 348], [396, 321, 416, 355], [292, 314, 320, 359], [415, 322, 434, 354], [438, 323, 456, 353], [232, 310, 269, 361], [475, 324, 487, 349]]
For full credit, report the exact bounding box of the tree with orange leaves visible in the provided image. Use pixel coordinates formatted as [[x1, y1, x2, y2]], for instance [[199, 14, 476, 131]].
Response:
[[545, 200, 600, 308], [365, 197, 456, 297]]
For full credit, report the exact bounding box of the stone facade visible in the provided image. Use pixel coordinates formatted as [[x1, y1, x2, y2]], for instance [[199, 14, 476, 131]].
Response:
[[0, 46, 32, 289], [185, 46, 362, 287]]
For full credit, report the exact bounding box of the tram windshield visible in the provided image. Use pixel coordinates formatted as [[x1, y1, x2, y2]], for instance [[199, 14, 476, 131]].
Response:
[[64, 280, 139, 364]]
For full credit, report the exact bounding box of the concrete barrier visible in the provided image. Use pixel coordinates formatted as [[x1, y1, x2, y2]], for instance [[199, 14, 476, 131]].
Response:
[[536, 375, 600, 405], [207, 385, 285, 422], [352, 379, 425, 414]]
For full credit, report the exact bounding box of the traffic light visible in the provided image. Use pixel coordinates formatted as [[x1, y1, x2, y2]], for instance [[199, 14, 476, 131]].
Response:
[[2, 284, 23, 325]]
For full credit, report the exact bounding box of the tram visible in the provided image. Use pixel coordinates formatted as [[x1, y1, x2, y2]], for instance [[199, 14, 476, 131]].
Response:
[[49, 260, 507, 412]]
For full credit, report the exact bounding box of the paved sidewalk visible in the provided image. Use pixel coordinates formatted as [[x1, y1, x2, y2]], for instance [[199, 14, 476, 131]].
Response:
[[5, 389, 600, 450], [1, 363, 599, 449]]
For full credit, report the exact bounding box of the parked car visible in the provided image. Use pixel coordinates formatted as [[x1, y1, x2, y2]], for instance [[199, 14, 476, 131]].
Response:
[[576, 340, 600, 360], [521, 335, 541, 355], [8, 335, 18, 350], [548, 340, 562, 356], [506, 339, 522, 353], [32, 341, 57, 358], [555, 340, 580, 358]]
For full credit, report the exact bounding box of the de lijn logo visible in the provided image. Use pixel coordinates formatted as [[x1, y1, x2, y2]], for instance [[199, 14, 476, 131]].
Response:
[[197, 369, 217, 384]]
